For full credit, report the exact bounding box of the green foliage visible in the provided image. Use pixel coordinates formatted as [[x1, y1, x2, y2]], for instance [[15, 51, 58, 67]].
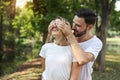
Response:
[[0, 1, 10, 14], [109, 10, 120, 31], [108, 30, 120, 37], [13, 8, 35, 37], [107, 38, 120, 54], [1, 0, 120, 77], [38, 0, 85, 33], [93, 38, 120, 80], [93, 53, 120, 80]]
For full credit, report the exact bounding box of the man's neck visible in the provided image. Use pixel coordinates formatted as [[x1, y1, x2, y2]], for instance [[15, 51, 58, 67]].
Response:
[[76, 34, 93, 43]]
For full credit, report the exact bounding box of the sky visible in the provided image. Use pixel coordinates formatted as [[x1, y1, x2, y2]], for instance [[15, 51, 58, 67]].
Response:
[[115, 1, 120, 11], [16, 0, 32, 8], [16, 0, 120, 11]]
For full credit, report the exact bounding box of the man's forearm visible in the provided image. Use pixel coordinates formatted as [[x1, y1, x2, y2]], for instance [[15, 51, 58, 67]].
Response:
[[67, 33, 89, 65]]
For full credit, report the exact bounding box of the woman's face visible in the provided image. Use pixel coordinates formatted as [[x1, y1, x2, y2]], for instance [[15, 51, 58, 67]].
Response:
[[51, 19, 63, 37]]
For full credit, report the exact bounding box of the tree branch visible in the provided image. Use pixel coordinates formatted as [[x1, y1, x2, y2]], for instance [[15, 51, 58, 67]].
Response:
[[108, 0, 116, 13]]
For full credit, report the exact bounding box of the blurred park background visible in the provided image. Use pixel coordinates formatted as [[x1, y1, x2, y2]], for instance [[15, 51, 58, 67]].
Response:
[[0, 0, 120, 80]]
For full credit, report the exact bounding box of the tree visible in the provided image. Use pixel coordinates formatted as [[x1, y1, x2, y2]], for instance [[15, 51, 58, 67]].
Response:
[[109, 9, 120, 32], [0, 0, 16, 63], [5, 0, 16, 60], [32, 0, 82, 43], [94, 0, 116, 71], [0, 0, 4, 75], [0, 0, 4, 61]]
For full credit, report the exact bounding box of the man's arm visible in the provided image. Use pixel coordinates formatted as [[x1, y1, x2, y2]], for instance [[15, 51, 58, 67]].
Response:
[[67, 33, 94, 65], [70, 62, 81, 80], [56, 20, 94, 65]]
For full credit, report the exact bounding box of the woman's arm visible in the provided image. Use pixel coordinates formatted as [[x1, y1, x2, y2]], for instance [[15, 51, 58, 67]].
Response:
[[46, 20, 55, 43], [45, 34, 53, 43], [41, 57, 45, 72], [70, 62, 81, 80]]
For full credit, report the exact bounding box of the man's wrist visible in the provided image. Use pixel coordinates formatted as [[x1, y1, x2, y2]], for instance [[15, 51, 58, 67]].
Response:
[[67, 33, 76, 44]]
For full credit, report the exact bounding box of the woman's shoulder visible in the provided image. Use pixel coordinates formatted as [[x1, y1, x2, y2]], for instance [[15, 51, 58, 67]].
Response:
[[43, 43, 54, 47]]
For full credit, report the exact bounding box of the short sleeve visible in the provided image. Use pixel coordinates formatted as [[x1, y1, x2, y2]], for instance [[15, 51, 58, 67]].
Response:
[[39, 44, 47, 58], [71, 52, 78, 62], [85, 41, 102, 60], [72, 56, 78, 62]]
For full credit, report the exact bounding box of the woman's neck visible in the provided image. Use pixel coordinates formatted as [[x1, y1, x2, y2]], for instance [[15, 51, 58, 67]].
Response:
[[54, 36, 69, 46]]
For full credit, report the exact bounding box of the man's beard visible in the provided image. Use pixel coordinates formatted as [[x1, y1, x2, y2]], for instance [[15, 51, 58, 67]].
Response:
[[73, 28, 87, 37]]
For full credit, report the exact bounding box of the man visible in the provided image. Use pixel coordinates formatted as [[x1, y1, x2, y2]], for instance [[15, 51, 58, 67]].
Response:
[[56, 8, 103, 80]]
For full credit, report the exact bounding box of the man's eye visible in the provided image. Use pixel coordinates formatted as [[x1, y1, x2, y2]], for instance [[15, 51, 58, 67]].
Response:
[[75, 24, 80, 27], [73, 22, 81, 27]]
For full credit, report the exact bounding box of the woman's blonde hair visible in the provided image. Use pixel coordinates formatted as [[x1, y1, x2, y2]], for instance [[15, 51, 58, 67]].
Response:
[[55, 16, 70, 25]]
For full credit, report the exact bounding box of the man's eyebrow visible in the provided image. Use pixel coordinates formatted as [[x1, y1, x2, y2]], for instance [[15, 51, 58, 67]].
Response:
[[73, 21, 81, 26]]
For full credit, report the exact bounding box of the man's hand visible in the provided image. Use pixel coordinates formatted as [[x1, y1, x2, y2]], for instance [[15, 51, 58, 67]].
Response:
[[56, 19, 72, 37]]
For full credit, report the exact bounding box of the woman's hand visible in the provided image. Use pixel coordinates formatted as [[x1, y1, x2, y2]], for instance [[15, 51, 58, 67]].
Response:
[[48, 20, 55, 35], [46, 20, 55, 43]]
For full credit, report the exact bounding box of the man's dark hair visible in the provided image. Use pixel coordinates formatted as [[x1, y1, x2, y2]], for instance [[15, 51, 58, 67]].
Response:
[[76, 8, 97, 25]]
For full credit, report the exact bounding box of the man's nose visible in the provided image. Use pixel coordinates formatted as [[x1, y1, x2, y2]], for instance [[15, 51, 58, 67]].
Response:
[[72, 24, 76, 30]]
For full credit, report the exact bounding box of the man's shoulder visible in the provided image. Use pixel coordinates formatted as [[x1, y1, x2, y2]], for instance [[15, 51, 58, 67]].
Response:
[[92, 36, 102, 44], [80, 36, 102, 46], [87, 36, 103, 48]]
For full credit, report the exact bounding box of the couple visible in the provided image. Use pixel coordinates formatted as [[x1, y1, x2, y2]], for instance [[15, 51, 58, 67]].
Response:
[[39, 8, 103, 80]]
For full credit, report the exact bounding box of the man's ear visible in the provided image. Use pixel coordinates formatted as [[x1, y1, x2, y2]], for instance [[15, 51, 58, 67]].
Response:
[[87, 24, 93, 30]]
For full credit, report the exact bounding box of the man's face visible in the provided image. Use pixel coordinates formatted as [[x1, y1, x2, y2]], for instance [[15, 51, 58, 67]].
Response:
[[72, 16, 88, 37]]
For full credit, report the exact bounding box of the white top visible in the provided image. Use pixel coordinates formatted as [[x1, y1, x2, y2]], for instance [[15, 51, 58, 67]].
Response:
[[39, 43, 76, 80], [79, 36, 102, 80]]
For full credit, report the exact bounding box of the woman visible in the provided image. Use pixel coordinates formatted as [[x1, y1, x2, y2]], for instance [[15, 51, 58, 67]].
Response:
[[39, 17, 81, 80]]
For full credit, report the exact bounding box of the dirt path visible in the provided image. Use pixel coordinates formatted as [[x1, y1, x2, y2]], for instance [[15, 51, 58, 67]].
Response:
[[0, 58, 42, 80]]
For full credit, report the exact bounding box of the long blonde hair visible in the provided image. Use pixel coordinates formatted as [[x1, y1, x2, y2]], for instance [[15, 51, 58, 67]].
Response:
[[46, 16, 70, 43]]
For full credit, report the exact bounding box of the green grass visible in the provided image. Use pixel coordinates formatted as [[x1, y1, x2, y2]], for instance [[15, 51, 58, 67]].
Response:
[[107, 37, 120, 44], [92, 53, 120, 80], [1, 53, 120, 80], [93, 37, 120, 80], [107, 37, 120, 42], [107, 38, 120, 54]]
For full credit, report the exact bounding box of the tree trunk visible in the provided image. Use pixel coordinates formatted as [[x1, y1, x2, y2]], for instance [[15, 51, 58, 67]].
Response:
[[0, 17, 3, 75], [94, 0, 116, 71], [7, 0, 16, 20], [6, 0, 16, 61], [95, 11, 109, 71], [0, 1, 3, 75], [0, 15, 3, 61]]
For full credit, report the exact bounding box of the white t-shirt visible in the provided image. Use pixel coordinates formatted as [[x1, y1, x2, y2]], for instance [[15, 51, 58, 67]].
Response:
[[39, 43, 76, 80], [79, 36, 102, 80]]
